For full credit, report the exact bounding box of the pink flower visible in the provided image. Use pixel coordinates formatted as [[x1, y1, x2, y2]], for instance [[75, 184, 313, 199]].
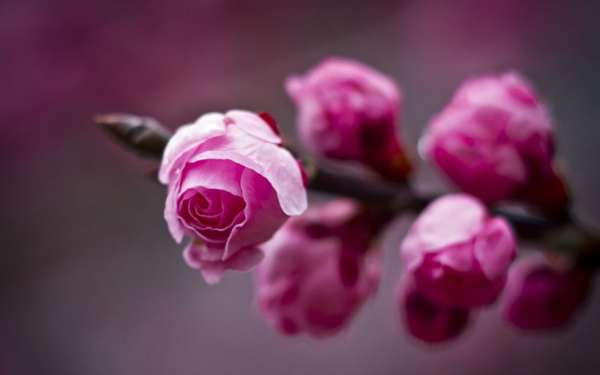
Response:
[[500, 255, 591, 331], [159, 110, 308, 284], [255, 200, 380, 337], [398, 276, 471, 344], [401, 194, 516, 308], [286, 57, 411, 182], [420, 72, 569, 212]]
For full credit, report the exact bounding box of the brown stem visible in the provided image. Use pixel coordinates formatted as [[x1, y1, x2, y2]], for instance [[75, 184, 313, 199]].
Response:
[[95, 113, 600, 268]]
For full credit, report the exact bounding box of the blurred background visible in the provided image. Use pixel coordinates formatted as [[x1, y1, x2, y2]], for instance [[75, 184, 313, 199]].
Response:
[[1, 0, 600, 374]]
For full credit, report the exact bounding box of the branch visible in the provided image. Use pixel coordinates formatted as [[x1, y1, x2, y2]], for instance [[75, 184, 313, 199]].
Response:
[[95, 113, 600, 269]]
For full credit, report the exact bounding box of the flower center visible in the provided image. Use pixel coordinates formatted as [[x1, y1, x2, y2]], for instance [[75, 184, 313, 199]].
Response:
[[178, 188, 246, 238]]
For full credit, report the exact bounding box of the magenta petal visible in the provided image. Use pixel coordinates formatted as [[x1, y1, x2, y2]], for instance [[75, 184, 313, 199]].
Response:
[[200, 263, 226, 285], [225, 110, 282, 144], [435, 242, 474, 273], [225, 247, 264, 271], [183, 242, 262, 285], [176, 189, 246, 244], [158, 113, 227, 184], [179, 159, 244, 197], [187, 125, 307, 216], [474, 217, 516, 280], [164, 182, 186, 243], [182, 242, 226, 285], [183, 241, 225, 267], [399, 277, 471, 344], [225, 168, 288, 259], [183, 242, 203, 269], [415, 194, 486, 251]]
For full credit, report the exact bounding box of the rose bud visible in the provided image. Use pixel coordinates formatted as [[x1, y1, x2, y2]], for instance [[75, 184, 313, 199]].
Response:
[[255, 199, 380, 338], [500, 255, 592, 331], [285, 57, 411, 182], [420, 72, 569, 213], [159, 110, 308, 284], [401, 194, 516, 308], [398, 276, 471, 344]]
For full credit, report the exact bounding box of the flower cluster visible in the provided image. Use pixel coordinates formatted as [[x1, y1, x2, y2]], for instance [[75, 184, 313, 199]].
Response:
[[151, 57, 594, 342]]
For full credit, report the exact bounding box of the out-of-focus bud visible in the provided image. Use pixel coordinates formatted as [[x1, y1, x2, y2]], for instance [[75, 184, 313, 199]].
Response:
[[398, 276, 471, 344], [401, 194, 517, 308], [501, 255, 592, 331], [420, 72, 569, 213], [286, 57, 411, 182], [95, 113, 171, 158], [255, 199, 380, 338]]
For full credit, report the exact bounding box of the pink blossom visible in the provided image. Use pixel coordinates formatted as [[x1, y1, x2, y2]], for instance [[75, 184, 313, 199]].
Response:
[[501, 255, 591, 331], [286, 57, 411, 181], [401, 194, 516, 308], [398, 276, 471, 344], [159, 110, 307, 284], [420, 72, 569, 211], [255, 200, 380, 337]]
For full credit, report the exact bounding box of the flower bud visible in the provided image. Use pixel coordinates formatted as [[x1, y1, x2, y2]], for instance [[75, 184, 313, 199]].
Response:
[[401, 194, 516, 308], [159, 110, 307, 284], [255, 200, 380, 337], [420, 72, 569, 212], [398, 276, 471, 344], [286, 57, 411, 182], [501, 255, 592, 331]]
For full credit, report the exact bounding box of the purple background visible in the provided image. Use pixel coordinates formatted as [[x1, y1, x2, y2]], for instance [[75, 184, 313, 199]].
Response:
[[1, 0, 600, 374]]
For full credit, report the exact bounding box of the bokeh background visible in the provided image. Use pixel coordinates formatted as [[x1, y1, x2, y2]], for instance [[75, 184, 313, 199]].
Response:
[[1, 0, 600, 374]]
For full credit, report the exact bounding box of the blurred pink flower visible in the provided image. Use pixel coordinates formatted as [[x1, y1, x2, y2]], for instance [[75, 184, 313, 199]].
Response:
[[401, 194, 516, 308], [159, 110, 307, 284], [500, 255, 592, 331], [398, 276, 471, 344], [255, 199, 380, 338], [420, 72, 569, 212], [286, 57, 411, 182]]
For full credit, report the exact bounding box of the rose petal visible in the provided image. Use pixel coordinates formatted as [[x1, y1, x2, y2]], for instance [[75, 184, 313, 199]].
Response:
[[415, 194, 486, 251], [474, 217, 516, 280], [164, 181, 186, 243], [158, 113, 227, 184], [187, 125, 307, 216], [226, 247, 264, 271], [200, 263, 226, 285], [179, 159, 244, 197], [435, 242, 474, 273], [225, 168, 288, 259], [226, 110, 282, 145]]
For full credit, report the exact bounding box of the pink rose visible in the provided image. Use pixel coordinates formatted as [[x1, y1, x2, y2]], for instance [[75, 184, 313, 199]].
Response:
[[255, 199, 380, 337], [398, 276, 471, 344], [401, 194, 516, 308], [500, 255, 591, 331], [159, 110, 308, 284], [420, 72, 568, 211], [286, 57, 411, 181]]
